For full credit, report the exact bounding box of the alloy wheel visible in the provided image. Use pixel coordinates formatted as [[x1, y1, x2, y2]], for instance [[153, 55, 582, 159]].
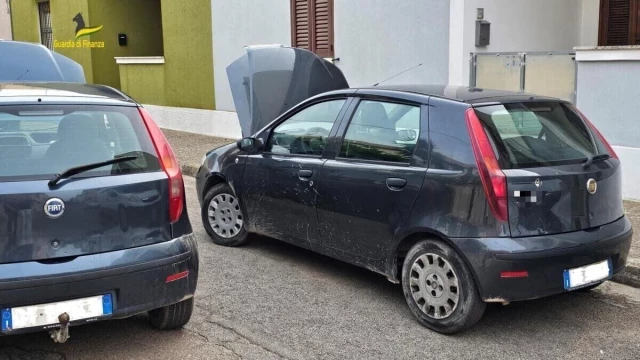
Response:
[[409, 253, 460, 319], [207, 193, 243, 238]]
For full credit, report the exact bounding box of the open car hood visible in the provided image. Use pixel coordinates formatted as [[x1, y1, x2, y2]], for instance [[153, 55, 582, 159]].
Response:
[[0, 41, 85, 83], [227, 45, 349, 137]]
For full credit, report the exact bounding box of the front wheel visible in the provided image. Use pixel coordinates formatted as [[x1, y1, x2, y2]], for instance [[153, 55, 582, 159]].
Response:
[[148, 297, 194, 330], [401, 239, 485, 334], [202, 183, 249, 247]]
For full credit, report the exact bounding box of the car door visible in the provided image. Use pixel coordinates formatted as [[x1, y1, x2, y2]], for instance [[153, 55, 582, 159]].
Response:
[[316, 99, 428, 260], [241, 98, 350, 246]]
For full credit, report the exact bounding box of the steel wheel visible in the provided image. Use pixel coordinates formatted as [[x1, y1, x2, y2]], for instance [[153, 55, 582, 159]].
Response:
[[409, 253, 460, 319], [207, 193, 243, 238]]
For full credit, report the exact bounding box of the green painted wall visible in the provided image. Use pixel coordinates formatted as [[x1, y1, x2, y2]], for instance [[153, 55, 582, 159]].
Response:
[[11, 0, 215, 110], [10, 0, 40, 43], [119, 64, 165, 105], [88, 0, 164, 89], [49, 0, 94, 83], [161, 0, 215, 110]]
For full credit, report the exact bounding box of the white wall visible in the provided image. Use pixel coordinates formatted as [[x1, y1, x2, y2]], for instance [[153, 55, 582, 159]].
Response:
[[580, 0, 600, 46], [211, 0, 291, 111], [449, 0, 584, 85], [0, 0, 12, 40], [146, 104, 242, 139], [334, 0, 450, 87]]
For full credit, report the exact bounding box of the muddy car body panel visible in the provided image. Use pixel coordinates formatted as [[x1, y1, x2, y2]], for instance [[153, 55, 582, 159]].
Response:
[[198, 48, 632, 332]]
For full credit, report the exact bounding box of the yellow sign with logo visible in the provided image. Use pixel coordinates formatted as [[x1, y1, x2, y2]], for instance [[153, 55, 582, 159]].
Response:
[[54, 12, 105, 49]]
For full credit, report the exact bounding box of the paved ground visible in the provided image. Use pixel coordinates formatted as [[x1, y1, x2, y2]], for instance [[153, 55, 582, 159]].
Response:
[[2, 177, 640, 360]]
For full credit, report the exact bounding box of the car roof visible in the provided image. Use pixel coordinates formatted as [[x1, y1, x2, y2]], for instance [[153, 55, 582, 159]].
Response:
[[328, 85, 562, 105], [0, 82, 136, 106]]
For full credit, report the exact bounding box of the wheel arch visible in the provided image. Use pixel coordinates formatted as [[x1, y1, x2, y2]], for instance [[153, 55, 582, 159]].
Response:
[[388, 230, 483, 295], [201, 173, 227, 200]]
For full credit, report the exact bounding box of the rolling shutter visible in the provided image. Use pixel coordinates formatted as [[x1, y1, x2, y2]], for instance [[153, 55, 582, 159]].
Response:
[[291, 0, 334, 58], [599, 0, 640, 46]]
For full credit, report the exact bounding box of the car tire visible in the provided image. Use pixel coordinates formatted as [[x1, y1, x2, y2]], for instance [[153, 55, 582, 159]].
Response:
[[148, 297, 194, 330], [201, 183, 249, 247], [401, 239, 485, 334]]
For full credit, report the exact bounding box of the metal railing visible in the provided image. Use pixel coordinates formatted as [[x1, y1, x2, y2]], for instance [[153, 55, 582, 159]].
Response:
[[469, 51, 576, 103]]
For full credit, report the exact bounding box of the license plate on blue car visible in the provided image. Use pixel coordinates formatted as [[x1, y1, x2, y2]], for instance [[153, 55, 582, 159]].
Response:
[[1, 294, 113, 332], [563, 259, 612, 290]]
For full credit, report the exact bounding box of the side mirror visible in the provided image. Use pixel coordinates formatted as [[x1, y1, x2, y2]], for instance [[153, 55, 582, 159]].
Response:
[[236, 137, 263, 152], [396, 129, 417, 142]]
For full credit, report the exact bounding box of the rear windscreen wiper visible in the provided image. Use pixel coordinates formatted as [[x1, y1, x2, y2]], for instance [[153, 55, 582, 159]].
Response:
[[582, 153, 610, 169], [48, 155, 138, 187]]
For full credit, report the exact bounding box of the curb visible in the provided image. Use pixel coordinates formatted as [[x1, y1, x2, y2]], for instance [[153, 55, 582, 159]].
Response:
[[181, 162, 640, 289], [613, 260, 640, 289], [181, 163, 200, 178]]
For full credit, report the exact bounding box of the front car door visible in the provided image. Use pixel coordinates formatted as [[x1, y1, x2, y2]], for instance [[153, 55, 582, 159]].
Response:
[[241, 98, 350, 246], [316, 98, 428, 260]]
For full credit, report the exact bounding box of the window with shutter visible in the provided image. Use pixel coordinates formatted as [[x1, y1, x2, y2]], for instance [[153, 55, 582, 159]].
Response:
[[291, 0, 334, 58], [599, 0, 640, 46]]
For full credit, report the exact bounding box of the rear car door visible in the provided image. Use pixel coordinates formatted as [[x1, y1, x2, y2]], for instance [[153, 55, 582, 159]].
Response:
[[473, 101, 624, 237], [0, 104, 172, 264], [317, 99, 427, 260], [241, 98, 349, 245]]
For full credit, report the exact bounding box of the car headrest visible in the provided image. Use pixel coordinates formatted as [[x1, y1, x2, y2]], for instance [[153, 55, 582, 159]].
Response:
[[57, 113, 99, 142], [359, 102, 389, 128]]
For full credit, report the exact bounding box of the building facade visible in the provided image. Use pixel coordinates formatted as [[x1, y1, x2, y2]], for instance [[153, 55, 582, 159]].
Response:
[[8, 0, 640, 199], [0, 0, 12, 39]]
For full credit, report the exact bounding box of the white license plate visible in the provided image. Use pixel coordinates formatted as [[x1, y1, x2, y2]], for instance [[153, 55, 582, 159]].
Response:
[[1, 294, 112, 331], [563, 259, 612, 290]]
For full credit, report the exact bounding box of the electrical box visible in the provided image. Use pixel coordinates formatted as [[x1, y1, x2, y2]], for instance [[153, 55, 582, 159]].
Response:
[[475, 20, 490, 46], [118, 34, 127, 46]]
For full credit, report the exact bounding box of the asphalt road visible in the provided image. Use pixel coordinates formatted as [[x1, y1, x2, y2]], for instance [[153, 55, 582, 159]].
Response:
[[2, 176, 640, 360]]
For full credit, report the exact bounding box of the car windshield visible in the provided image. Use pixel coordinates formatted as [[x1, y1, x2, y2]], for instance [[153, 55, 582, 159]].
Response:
[[0, 104, 161, 181], [474, 102, 599, 169]]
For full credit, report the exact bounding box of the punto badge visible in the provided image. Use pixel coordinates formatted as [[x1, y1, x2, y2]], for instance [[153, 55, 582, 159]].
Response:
[[44, 198, 65, 219], [587, 179, 597, 194], [534, 178, 541, 187]]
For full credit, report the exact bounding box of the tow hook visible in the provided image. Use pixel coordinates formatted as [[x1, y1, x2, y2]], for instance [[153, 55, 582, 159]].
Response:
[[49, 312, 70, 343]]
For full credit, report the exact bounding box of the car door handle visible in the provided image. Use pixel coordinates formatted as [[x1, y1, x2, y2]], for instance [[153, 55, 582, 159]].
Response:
[[298, 169, 313, 179], [386, 177, 407, 190]]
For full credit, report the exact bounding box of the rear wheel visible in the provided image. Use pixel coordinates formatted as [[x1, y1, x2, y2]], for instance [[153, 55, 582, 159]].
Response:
[[401, 239, 485, 334], [148, 297, 194, 330], [202, 183, 249, 247]]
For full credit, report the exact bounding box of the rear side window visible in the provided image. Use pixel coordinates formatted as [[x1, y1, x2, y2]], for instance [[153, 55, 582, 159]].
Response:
[[474, 102, 597, 169], [0, 104, 160, 181], [339, 100, 420, 163]]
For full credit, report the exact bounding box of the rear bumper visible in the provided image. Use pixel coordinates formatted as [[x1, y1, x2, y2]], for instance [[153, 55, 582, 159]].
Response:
[[0, 233, 199, 336], [453, 216, 633, 302]]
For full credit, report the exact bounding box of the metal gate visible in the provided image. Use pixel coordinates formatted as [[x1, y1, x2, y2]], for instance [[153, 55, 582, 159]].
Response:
[[37, 1, 53, 50], [469, 52, 576, 103]]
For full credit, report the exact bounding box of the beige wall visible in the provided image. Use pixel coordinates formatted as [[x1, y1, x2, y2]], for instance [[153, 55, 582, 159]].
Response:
[[1, 0, 13, 40]]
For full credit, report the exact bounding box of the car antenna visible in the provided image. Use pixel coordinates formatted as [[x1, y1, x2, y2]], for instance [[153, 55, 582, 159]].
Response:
[[15, 69, 29, 81], [373, 63, 422, 86]]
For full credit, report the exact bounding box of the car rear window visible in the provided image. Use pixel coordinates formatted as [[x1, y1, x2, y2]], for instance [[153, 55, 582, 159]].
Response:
[[0, 104, 161, 181], [474, 102, 598, 169]]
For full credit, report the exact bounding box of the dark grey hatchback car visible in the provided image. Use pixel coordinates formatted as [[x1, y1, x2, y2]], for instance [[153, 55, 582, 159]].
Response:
[[0, 83, 198, 341], [197, 46, 632, 333]]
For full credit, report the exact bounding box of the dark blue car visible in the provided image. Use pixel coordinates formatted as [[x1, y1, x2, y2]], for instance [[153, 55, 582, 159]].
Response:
[[0, 82, 198, 342], [196, 46, 632, 334]]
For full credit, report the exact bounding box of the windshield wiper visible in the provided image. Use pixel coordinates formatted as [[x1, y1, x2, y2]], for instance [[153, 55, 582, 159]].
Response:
[[48, 155, 138, 187], [582, 153, 610, 169]]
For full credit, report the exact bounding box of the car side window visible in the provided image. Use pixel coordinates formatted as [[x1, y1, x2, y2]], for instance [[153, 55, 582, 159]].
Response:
[[267, 99, 346, 156], [339, 100, 420, 163]]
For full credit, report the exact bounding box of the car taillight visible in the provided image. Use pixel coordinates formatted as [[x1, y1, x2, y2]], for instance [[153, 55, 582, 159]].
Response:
[[465, 108, 508, 222], [139, 107, 184, 223], [576, 109, 619, 160]]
